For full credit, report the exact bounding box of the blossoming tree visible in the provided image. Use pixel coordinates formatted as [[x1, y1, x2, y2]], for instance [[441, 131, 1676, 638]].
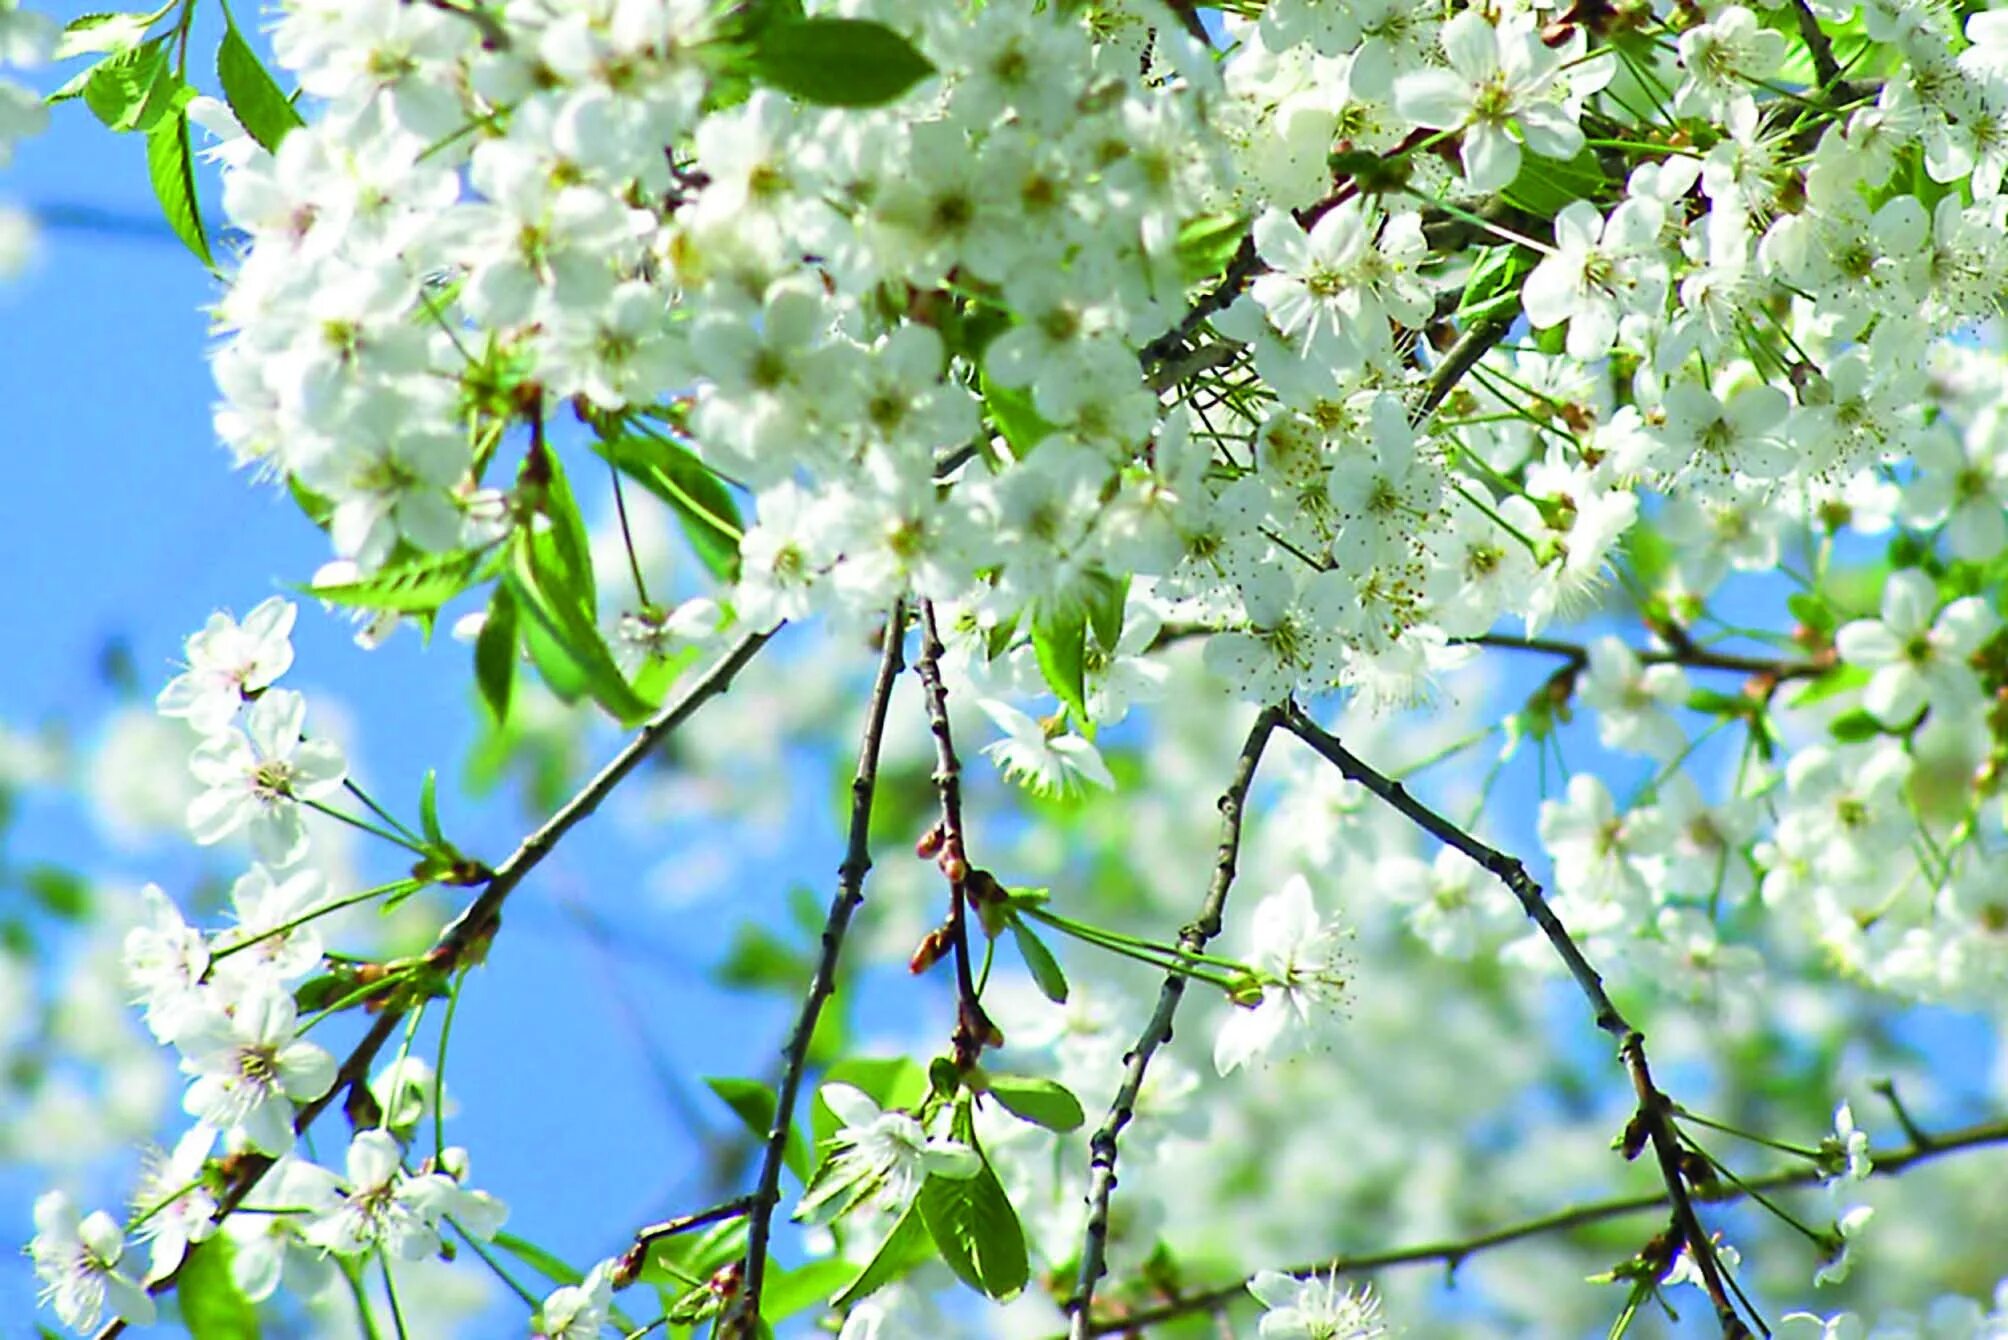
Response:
[[9, 0, 2008, 1335]]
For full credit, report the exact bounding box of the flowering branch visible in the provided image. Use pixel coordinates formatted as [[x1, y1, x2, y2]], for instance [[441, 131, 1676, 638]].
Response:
[[1064, 706, 1283, 1340], [1276, 702, 1752, 1338], [96, 630, 773, 1339], [725, 604, 908, 1333], [1078, 1111, 2008, 1336]]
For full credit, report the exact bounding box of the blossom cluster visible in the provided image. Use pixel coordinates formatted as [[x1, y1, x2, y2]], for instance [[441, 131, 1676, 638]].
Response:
[[27, 599, 504, 1331], [18, 0, 2008, 1332]]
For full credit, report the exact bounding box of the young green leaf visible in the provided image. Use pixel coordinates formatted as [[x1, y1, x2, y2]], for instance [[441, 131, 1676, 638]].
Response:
[[915, 1155, 1028, 1301], [146, 104, 214, 266], [507, 533, 653, 725], [492, 1230, 584, 1288], [1175, 212, 1247, 283], [305, 546, 490, 614], [83, 39, 173, 131], [590, 433, 744, 581], [1008, 915, 1069, 1004], [178, 1237, 258, 1340], [704, 1076, 811, 1183], [1031, 601, 1089, 726], [417, 769, 443, 848], [217, 22, 303, 151], [979, 367, 1056, 458], [55, 11, 160, 62], [1081, 569, 1129, 654], [830, 1202, 934, 1310], [474, 582, 519, 722], [761, 1258, 857, 1321], [750, 18, 936, 108], [983, 1074, 1084, 1133]]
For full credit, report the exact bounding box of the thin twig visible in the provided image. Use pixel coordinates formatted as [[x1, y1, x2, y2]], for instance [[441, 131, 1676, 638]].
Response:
[[1276, 703, 1751, 1337], [1065, 707, 1282, 1340], [915, 600, 994, 1068], [1073, 1113, 2008, 1336], [99, 631, 773, 1340], [1468, 632, 1828, 683], [619, 1195, 756, 1280], [726, 605, 908, 1333]]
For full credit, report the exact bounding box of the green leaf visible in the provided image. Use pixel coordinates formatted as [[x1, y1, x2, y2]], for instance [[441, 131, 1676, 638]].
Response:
[[507, 532, 654, 726], [55, 11, 159, 61], [1684, 688, 1749, 718], [307, 546, 490, 613], [761, 1258, 856, 1322], [475, 582, 519, 722], [1789, 662, 1867, 709], [1458, 244, 1532, 321], [830, 1202, 933, 1309], [915, 1150, 1027, 1300], [1008, 916, 1068, 1004], [83, 39, 173, 131], [527, 446, 596, 611], [23, 865, 90, 920], [1501, 147, 1605, 220], [146, 105, 214, 266], [704, 1076, 811, 1183], [749, 18, 936, 108], [179, 1237, 260, 1339], [218, 21, 303, 152], [1081, 570, 1128, 654], [493, 1230, 584, 1288], [1175, 212, 1246, 284], [979, 366, 1056, 458], [1031, 602, 1088, 726], [1828, 708, 1884, 743], [591, 433, 743, 581], [983, 1074, 1083, 1132], [417, 769, 444, 847], [1787, 591, 1835, 635]]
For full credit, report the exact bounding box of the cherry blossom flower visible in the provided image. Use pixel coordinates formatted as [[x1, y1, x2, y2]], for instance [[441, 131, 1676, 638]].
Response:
[[155, 596, 298, 735], [177, 984, 336, 1156], [1214, 875, 1350, 1075], [1834, 568, 1997, 727], [28, 1192, 156, 1333], [185, 689, 347, 867], [1247, 1268, 1386, 1339], [796, 1085, 980, 1223]]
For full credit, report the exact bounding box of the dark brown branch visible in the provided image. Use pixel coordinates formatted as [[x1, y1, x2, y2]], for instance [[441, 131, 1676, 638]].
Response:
[[915, 600, 994, 1069], [621, 1195, 755, 1280], [1065, 707, 1283, 1340], [1791, 0, 1841, 93], [727, 605, 908, 1332], [1468, 632, 1828, 683], [1276, 703, 1750, 1337], [100, 630, 774, 1339], [1076, 1113, 2008, 1336]]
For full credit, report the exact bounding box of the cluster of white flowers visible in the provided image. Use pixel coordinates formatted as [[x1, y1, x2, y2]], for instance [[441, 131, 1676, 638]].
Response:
[[22, 0, 2008, 1330], [28, 597, 504, 1331]]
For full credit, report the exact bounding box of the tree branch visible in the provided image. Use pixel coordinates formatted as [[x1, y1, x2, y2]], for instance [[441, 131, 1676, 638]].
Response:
[[1076, 1113, 2008, 1336], [915, 600, 995, 1068], [1469, 632, 1829, 684], [1276, 703, 1751, 1337], [99, 630, 774, 1339], [1065, 706, 1282, 1340], [723, 606, 907, 1332]]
